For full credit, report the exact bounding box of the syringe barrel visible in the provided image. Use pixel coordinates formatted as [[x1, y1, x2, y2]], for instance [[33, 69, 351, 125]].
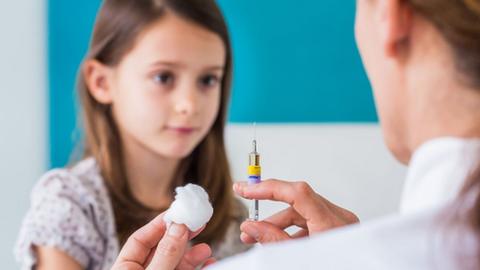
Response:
[[248, 166, 261, 184], [249, 152, 260, 166]]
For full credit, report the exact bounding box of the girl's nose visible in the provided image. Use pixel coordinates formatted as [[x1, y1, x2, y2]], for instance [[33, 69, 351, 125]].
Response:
[[174, 89, 197, 116]]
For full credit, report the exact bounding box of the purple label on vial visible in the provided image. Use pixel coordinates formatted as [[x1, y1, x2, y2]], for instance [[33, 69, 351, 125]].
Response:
[[248, 175, 261, 184]]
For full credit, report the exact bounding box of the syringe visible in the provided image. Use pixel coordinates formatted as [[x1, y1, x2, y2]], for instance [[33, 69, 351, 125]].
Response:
[[247, 126, 261, 221]]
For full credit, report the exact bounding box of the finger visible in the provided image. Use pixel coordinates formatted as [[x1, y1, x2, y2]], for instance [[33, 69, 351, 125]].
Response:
[[128, 225, 207, 269], [146, 223, 189, 270], [240, 220, 291, 244], [114, 213, 167, 267], [239, 207, 306, 245], [144, 246, 157, 267], [263, 207, 307, 229], [176, 243, 212, 270], [234, 180, 330, 228], [240, 226, 308, 245], [327, 203, 360, 224], [233, 179, 315, 206], [240, 232, 256, 244]]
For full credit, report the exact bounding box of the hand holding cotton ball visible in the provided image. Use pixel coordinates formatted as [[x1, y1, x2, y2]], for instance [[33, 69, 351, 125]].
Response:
[[163, 184, 214, 231]]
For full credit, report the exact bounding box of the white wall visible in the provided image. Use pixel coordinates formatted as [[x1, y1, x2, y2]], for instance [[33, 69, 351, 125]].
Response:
[[226, 124, 407, 221], [0, 0, 46, 268]]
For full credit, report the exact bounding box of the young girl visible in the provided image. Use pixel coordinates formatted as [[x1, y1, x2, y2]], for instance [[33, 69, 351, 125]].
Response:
[[15, 0, 249, 269]]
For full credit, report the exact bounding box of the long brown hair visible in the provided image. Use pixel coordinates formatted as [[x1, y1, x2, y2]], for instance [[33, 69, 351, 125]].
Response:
[[407, 0, 480, 267], [76, 0, 244, 246]]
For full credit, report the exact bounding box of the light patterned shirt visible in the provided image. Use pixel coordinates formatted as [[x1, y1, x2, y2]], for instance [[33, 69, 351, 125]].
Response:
[[15, 158, 250, 270]]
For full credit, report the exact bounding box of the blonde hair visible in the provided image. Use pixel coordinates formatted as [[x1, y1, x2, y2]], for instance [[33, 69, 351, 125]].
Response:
[[408, 0, 480, 87]]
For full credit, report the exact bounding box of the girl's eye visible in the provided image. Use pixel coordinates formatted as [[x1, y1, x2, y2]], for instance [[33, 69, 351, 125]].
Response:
[[199, 74, 220, 89], [154, 72, 174, 86]]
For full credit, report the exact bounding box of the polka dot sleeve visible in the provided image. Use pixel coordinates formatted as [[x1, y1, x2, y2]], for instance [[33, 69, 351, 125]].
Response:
[[15, 169, 107, 269]]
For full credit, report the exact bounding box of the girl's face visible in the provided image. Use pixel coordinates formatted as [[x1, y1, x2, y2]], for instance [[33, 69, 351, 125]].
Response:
[[108, 12, 225, 159]]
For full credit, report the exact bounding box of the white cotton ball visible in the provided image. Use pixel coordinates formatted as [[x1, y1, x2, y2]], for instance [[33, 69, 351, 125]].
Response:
[[163, 183, 214, 231]]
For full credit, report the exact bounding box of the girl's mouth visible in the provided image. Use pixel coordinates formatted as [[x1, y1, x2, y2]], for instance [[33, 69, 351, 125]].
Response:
[[166, 126, 199, 135]]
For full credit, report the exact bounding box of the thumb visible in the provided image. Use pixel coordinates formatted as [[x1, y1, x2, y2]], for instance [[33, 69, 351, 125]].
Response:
[[240, 221, 290, 244], [146, 223, 189, 270]]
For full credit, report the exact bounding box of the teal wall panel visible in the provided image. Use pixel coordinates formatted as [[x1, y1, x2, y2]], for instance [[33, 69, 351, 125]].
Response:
[[48, 0, 101, 167], [218, 1, 376, 122]]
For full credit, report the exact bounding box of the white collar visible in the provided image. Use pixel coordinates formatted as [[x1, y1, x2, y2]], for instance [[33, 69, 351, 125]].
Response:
[[400, 137, 480, 215]]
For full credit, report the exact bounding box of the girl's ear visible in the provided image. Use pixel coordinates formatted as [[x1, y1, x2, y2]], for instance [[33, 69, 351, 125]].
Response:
[[378, 0, 413, 57], [83, 59, 114, 104]]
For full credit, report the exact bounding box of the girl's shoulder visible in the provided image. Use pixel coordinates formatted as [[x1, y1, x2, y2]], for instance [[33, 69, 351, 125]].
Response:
[[28, 156, 115, 238], [15, 157, 119, 269], [32, 157, 104, 201]]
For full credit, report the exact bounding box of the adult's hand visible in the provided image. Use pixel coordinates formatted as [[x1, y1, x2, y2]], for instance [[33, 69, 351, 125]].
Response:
[[111, 213, 216, 270], [234, 179, 359, 245]]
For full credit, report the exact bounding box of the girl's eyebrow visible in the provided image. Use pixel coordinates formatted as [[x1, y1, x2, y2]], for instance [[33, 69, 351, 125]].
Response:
[[149, 60, 224, 71], [204, 66, 224, 71], [149, 61, 184, 68]]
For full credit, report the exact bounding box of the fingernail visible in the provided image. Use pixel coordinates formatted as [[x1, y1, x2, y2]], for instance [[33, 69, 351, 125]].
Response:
[[233, 183, 242, 193], [168, 223, 186, 238]]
